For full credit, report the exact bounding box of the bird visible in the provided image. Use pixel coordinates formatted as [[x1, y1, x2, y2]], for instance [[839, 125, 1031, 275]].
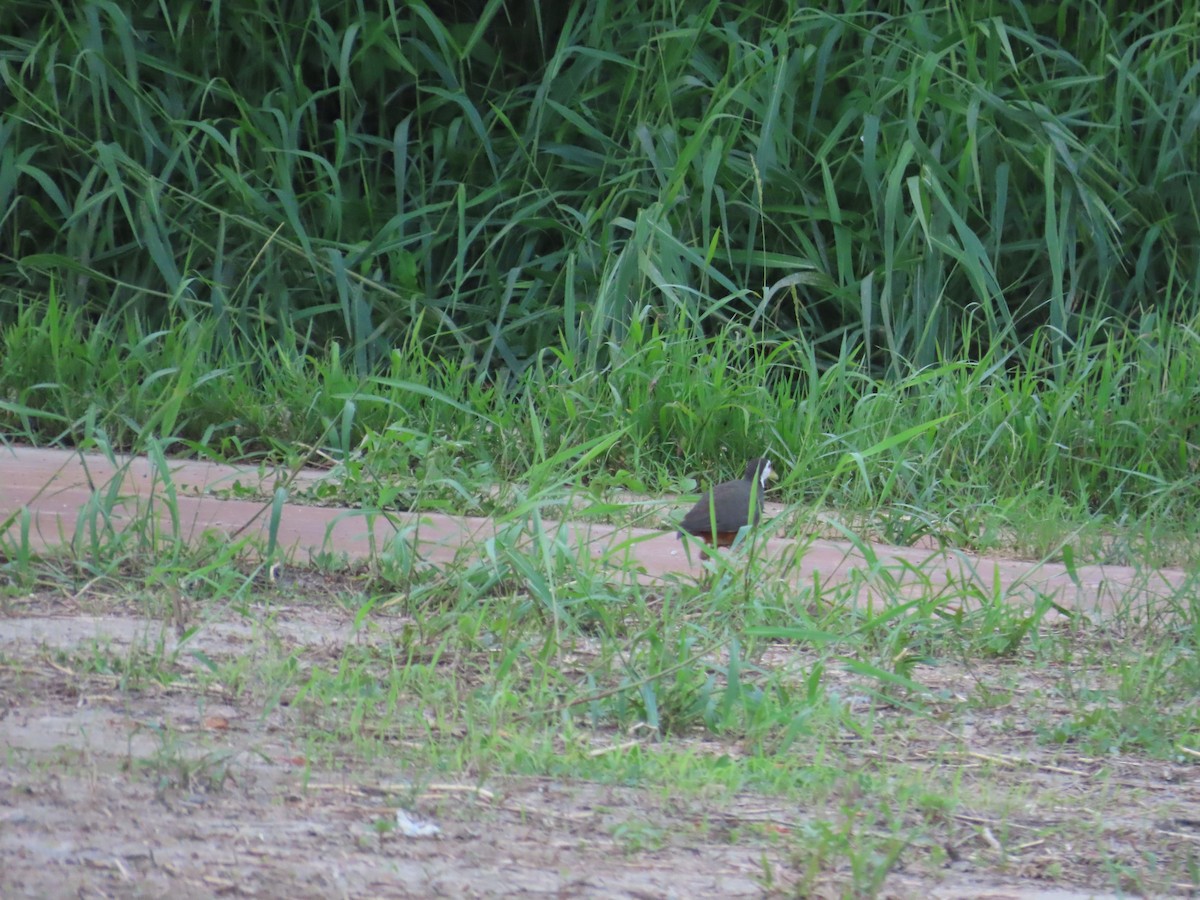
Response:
[[677, 457, 774, 556]]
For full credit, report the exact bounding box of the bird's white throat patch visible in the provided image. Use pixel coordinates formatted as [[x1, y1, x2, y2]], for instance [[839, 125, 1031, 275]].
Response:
[[759, 460, 772, 486]]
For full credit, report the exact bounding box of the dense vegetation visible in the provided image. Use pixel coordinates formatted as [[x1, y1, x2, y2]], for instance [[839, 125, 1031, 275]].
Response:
[[1, 0, 1198, 542], [3, 1, 1197, 366]]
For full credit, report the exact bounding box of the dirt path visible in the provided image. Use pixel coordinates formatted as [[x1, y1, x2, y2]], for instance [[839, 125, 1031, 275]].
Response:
[[1, 446, 1193, 898], [2, 446, 1188, 615], [2, 591, 1158, 900]]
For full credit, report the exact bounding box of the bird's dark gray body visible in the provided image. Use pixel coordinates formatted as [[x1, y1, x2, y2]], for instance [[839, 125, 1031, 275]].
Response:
[[678, 457, 772, 547]]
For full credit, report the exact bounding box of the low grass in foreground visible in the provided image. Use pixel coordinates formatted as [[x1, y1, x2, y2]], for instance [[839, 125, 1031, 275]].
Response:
[[2, 460, 1199, 894]]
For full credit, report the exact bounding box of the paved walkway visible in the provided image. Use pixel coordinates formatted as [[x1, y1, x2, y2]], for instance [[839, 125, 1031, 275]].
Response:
[[1, 445, 1190, 615]]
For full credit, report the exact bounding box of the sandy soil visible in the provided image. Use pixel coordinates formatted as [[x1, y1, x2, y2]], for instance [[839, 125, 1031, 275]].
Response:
[[6, 589, 1183, 899], [2, 447, 1196, 898]]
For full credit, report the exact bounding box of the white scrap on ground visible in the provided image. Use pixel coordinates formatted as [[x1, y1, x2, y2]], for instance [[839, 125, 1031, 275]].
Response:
[[394, 808, 441, 838]]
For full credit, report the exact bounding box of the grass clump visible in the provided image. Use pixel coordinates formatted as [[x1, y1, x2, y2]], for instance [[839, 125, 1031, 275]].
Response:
[[4, 297, 1200, 565]]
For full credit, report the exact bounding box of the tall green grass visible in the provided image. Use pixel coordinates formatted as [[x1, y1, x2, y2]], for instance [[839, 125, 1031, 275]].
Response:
[[3, 295, 1198, 562], [1, 0, 1197, 376]]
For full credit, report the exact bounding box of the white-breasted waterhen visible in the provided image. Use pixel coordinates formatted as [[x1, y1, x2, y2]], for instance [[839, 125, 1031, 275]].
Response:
[[677, 457, 774, 554]]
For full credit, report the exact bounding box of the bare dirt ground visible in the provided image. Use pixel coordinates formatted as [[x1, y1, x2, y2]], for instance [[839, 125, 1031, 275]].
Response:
[[0, 586, 785, 899], [8, 586, 1194, 899], [2, 447, 1197, 898]]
